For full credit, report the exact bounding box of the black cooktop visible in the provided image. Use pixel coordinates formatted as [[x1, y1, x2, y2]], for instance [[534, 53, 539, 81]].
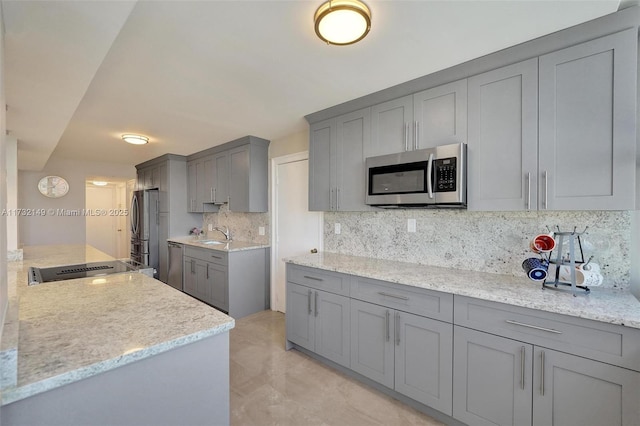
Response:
[[28, 260, 139, 285]]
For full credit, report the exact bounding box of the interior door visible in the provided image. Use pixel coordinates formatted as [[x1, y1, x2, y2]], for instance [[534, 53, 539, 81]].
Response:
[[273, 154, 323, 313]]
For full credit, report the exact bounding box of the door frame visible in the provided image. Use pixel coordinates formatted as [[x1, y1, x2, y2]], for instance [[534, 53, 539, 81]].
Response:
[[270, 151, 324, 311]]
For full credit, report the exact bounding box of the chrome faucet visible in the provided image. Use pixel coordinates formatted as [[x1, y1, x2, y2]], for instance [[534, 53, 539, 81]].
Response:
[[212, 225, 232, 241]]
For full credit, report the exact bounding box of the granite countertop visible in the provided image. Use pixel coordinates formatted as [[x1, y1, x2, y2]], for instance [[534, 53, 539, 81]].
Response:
[[168, 236, 270, 252], [0, 245, 234, 405], [286, 252, 640, 329]]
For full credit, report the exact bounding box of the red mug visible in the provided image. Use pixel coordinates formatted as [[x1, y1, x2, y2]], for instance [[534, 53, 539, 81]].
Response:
[[530, 233, 556, 253]]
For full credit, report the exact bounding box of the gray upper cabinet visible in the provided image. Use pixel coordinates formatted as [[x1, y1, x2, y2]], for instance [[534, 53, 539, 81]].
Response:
[[187, 136, 269, 213], [538, 29, 636, 211], [228, 141, 268, 213], [413, 79, 467, 150], [369, 95, 414, 157], [467, 58, 539, 211], [308, 118, 334, 211], [368, 79, 467, 158], [308, 108, 372, 212]]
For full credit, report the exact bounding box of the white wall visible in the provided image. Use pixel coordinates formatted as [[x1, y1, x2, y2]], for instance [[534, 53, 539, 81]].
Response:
[[0, 0, 8, 388], [268, 130, 308, 159], [18, 155, 135, 246], [6, 137, 18, 256]]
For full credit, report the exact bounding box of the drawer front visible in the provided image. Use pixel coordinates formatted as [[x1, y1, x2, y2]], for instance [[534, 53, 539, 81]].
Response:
[[454, 295, 640, 372], [286, 265, 349, 296], [184, 246, 228, 265], [351, 277, 453, 322]]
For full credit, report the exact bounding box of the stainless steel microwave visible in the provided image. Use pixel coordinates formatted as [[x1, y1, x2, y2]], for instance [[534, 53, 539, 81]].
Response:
[[365, 142, 467, 208]]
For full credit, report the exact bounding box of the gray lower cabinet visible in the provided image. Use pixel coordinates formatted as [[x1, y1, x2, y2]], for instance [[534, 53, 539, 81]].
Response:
[[183, 246, 268, 318], [286, 282, 351, 368], [350, 299, 453, 415], [454, 326, 640, 426], [453, 326, 533, 426]]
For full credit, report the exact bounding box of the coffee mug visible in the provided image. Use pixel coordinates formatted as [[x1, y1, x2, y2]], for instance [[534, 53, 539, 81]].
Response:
[[522, 257, 549, 281], [548, 264, 603, 287], [530, 233, 556, 254]]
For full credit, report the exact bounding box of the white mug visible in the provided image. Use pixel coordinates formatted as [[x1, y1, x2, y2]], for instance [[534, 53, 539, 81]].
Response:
[[548, 264, 603, 287]]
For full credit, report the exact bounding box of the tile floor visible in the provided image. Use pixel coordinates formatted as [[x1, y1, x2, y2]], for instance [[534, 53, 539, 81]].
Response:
[[230, 310, 444, 426]]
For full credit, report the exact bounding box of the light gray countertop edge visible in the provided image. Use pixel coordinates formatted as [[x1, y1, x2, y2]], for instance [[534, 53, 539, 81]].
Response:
[[168, 237, 270, 252], [1, 320, 234, 406], [285, 252, 640, 329]]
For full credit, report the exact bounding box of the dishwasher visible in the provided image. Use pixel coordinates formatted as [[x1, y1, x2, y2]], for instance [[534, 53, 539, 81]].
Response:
[[167, 242, 184, 291]]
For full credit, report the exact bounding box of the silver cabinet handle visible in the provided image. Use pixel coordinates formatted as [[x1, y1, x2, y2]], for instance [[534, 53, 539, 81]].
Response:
[[520, 346, 525, 390], [543, 170, 548, 209], [505, 320, 562, 334], [378, 291, 409, 301], [303, 275, 323, 282], [385, 310, 390, 342], [211, 255, 222, 259], [404, 123, 409, 151], [525, 172, 531, 210], [395, 312, 401, 346], [191, 259, 195, 274], [540, 350, 545, 396], [336, 188, 340, 211], [210, 188, 214, 202], [414, 121, 419, 150], [308, 290, 312, 315], [314, 291, 319, 317], [330, 188, 334, 211], [206, 263, 209, 279]]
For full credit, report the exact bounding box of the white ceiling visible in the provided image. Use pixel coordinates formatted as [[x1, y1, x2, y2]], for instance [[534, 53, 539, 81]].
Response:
[[3, 0, 622, 171]]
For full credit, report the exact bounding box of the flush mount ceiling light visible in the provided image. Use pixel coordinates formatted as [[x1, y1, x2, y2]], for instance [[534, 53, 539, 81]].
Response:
[[121, 134, 149, 145], [314, 0, 371, 46], [92, 181, 108, 186]]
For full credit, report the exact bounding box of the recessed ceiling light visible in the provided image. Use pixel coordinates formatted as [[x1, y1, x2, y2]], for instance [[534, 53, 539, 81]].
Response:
[[92, 181, 108, 186], [121, 134, 149, 145], [314, 0, 371, 46]]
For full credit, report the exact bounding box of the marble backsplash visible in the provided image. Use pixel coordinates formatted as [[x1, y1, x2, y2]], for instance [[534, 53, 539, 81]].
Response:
[[203, 204, 270, 245], [324, 210, 631, 289]]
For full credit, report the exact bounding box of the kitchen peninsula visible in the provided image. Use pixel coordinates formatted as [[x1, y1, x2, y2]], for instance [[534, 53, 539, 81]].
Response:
[[0, 245, 234, 426]]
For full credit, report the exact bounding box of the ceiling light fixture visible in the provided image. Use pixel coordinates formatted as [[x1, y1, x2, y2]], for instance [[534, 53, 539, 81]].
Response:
[[121, 134, 149, 145], [314, 0, 371, 46], [92, 181, 108, 186]]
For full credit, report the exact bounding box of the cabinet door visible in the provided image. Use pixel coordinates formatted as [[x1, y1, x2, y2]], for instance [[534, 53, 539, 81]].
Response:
[[453, 326, 533, 426], [539, 29, 636, 210], [144, 168, 153, 189], [229, 146, 250, 212], [308, 118, 336, 211], [350, 300, 394, 389], [184, 257, 198, 297], [286, 282, 315, 351], [369, 95, 413, 157], [158, 212, 169, 283], [314, 290, 350, 368], [467, 59, 539, 211], [195, 159, 206, 209], [336, 107, 372, 211], [187, 161, 198, 213], [395, 312, 453, 415], [208, 262, 228, 312], [533, 348, 640, 426], [157, 164, 168, 212], [213, 151, 229, 204], [203, 156, 215, 203], [194, 260, 210, 303], [413, 79, 467, 150]]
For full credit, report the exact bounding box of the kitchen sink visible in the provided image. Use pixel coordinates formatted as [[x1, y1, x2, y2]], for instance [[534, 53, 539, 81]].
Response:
[[200, 240, 228, 245]]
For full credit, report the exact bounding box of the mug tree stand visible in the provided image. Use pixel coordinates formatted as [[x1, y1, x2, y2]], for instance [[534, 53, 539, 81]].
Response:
[[542, 226, 591, 297]]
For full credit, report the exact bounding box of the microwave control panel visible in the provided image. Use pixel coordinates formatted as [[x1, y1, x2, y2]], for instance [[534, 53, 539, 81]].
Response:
[[434, 158, 457, 192]]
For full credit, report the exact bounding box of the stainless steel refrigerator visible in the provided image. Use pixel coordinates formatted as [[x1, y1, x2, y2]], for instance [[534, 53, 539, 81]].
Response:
[[130, 189, 159, 277]]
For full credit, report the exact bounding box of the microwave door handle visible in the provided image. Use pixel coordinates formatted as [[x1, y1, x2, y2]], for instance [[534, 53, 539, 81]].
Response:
[[427, 153, 434, 199]]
